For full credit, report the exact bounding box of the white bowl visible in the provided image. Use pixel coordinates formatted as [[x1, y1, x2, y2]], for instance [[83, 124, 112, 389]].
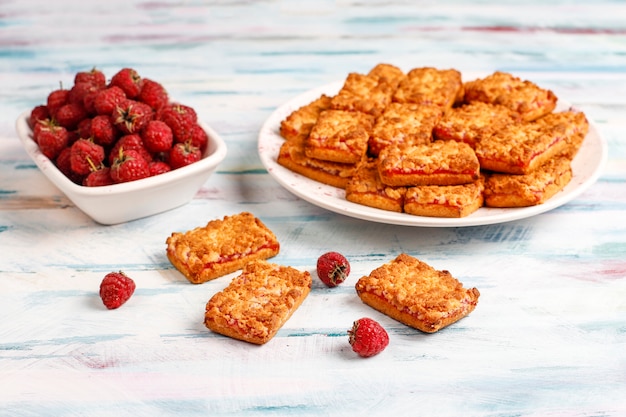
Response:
[[15, 111, 227, 225]]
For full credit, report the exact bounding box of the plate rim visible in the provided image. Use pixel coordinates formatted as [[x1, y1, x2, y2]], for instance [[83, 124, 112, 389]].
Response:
[[258, 80, 608, 227]]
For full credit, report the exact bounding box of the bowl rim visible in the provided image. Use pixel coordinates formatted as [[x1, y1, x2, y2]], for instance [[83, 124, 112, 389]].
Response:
[[15, 110, 228, 197]]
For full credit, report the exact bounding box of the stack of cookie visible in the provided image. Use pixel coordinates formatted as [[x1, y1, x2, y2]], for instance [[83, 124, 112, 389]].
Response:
[[278, 65, 589, 217]]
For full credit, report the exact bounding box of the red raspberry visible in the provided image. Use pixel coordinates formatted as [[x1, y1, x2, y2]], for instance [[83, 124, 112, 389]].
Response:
[[112, 99, 153, 135], [109, 67, 143, 99], [70, 138, 105, 176], [74, 68, 106, 88], [83, 167, 114, 187], [99, 271, 136, 310], [316, 251, 350, 287], [46, 88, 69, 118], [90, 114, 118, 146], [188, 123, 209, 153], [139, 78, 169, 110], [168, 141, 201, 169], [37, 123, 70, 160], [94, 86, 126, 116], [56, 147, 85, 184], [158, 103, 197, 143], [76, 118, 92, 139], [108, 134, 152, 165], [55, 102, 87, 130], [148, 161, 171, 176], [110, 149, 150, 183], [142, 120, 173, 153], [348, 317, 389, 358], [29, 105, 50, 129]]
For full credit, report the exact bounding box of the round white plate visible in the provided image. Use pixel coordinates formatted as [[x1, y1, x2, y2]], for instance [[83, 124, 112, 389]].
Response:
[[258, 81, 608, 227]]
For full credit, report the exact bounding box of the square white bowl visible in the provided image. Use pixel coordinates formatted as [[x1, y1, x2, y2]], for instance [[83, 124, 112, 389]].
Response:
[[15, 111, 227, 225]]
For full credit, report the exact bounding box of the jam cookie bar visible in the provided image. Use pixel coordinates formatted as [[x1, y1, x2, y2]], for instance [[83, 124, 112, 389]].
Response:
[[483, 155, 572, 208], [205, 260, 311, 345], [432, 101, 519, 149], [463, 71, 557, 122], [355, 253, 480, 333], [368, 102, 442, 157], [330, 71, 396, 117], [305, 109, 374, 164], [345, 159, 406, 213], [392, 67, 464, 111], [367, 63, 406, 90], [166, 212, 280, 284], [279, 94, 332, 142], [475, 120, 568, 174], [378, 140, 480, 187], [404, 177, 485, 218], [533, 109, 589, 159], [277, 137, 356, 189]]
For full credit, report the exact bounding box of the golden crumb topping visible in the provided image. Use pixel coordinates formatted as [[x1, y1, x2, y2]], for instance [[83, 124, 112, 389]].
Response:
[[485, 156, 571, 196], [206, 260, 311, 340], [330, 72, 395, 116], [280, 94, 332, 141], [356, 254, 478, 323], [392, 67, 463, 108], [346, 160, 406, 201], [379, 140, 479, 175], [279, 138, 356, 178], [433, 102, 518, 147], [367, 63, 406, 89], [463, 71, 557, 121], [166, 212, 279, 278], [369, 103, 442, 155], [405, 178, 484, 206]]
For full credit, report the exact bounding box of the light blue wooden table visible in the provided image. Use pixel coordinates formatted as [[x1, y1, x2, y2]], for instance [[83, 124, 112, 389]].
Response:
[[1, 1, 625, 416]]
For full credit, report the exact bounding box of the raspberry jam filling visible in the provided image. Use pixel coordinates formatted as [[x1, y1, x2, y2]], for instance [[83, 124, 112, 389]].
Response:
[[203, 242, 279, 269], [386, 167, 476, 176]]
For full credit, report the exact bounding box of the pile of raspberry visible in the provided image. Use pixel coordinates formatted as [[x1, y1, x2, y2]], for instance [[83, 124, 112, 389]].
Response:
[[28, 68, 208, 186]]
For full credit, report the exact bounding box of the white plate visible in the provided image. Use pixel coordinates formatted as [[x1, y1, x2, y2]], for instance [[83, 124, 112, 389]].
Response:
[[258, 81, 608, 227]]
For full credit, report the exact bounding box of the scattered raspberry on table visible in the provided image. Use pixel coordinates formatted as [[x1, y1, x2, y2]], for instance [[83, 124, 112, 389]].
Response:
[[316, 251, 350, 287], [348, 317, 389, 358], [99, 271, 136, 310]]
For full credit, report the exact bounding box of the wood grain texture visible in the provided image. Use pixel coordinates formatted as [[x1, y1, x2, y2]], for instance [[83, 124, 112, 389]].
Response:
[[1, 1, 625, 416]]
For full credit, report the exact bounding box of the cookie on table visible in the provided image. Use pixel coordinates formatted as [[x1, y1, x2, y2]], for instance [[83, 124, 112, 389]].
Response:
[[368, 102, 442, 157], [279, 94, 332, 142], [432, 101, 519, 149], [166, 212, 280, 284], [330, 72, 396, 117], [367, 63, 406, 90], [392, 67, 464, 111], [205, 260, 312, 345], [483, 155, 572, 208], [533, 109, 589, 159], [305, 109, 374, 164], [463, 71, 557, 122], [404, 177, 485, 218], [345, 159, 406, 213], [355, 253, 480, 333], [377, 140, 480, 187], [277, 137, 356, 189], [475, 121, 568, 174]]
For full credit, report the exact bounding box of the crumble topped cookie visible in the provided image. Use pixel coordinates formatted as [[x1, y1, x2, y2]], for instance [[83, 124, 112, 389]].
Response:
[[432, 101, 519, 149], [345, 159, 406, 212], [305, 109, 374, 164], [279, 94, 332, 142], [475, 120, 568, 174], [166, 212, 280, 284], [368, 102, 442, 157], [483, 155, 572, 207], [355, 253, 480, 333], [404, 177, 485, 218], [378, 140, 480, 186], [367, 63, 406, 90], [330, 72, 396, 117], [463, 71, 557, 122], [205, 260, 312, 345], [277, 137, 356, 189], [533, 109, 589, 159], [392, 67, 464, 111]]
